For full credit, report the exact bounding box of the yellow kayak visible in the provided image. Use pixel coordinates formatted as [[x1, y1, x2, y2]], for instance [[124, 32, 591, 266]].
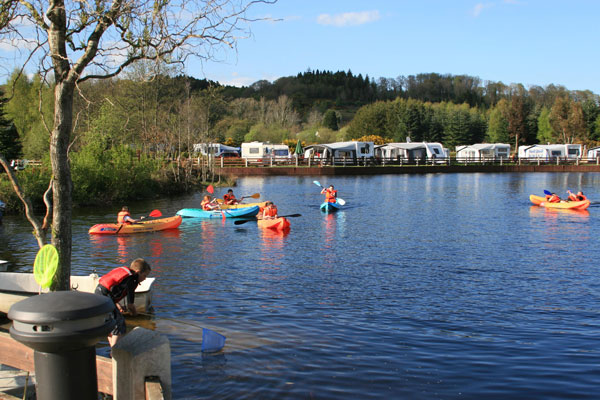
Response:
[[529, 195, 590, 210], [216, 201, 267, 210]]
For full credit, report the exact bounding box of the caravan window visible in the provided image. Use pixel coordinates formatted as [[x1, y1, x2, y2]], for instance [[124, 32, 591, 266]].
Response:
[[551, 151, 562, 156], [360, 144, 370, 154], [273, 149, 289, 156], [568, 148, 579, 156], [249, 147, 260, 154], [433, 148, 440, 155]]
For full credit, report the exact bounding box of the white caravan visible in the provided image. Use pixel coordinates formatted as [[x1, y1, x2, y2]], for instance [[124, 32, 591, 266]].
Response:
[[375, 142, 448, 163], [193, 143, 240, 157], [518, 144, 582, 160], [241, 142, 290, 162], [303, 141, 375, 164], [455, 143, 511, 161]]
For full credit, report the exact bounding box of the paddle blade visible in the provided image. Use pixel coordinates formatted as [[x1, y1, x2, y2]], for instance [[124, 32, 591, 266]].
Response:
[[234, 219, 253, 225], [207, 184, 214, 194], [149, 209, 162, 218], [337, 198, 346, 206], [33, 244, 59, 289], [248, 193, 260, 199], [313, 180, 323, 188], [202, 328, 226, 352], [544, 190, 552, 196]]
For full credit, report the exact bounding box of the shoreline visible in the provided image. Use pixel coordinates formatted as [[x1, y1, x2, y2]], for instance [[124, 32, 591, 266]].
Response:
[[215, 164, 600, 177]]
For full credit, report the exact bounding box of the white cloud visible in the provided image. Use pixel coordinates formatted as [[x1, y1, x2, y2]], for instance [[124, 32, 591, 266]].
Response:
[[471, 2, 494, 17], [316, 10, 381, 27]]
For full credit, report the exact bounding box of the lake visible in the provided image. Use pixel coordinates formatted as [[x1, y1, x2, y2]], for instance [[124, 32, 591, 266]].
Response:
[[2, 172, 600, 399]]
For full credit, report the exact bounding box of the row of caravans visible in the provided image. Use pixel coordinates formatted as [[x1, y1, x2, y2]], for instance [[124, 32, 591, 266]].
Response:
[[195, 141, 594, 164]]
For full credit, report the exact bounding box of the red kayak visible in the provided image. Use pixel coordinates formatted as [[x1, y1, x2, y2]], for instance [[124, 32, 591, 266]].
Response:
[[257, 217, 290, 231]]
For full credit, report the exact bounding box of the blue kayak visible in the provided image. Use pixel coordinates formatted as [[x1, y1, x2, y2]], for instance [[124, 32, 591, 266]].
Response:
[[320, 201, 342, 212], [177, 205, 259, 218]]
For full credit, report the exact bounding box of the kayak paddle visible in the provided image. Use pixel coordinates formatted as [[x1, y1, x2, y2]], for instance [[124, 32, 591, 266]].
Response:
[[141, 209, 162, 219], [240, 193, 260, 201], [234, 214, 302, 225], [33, 244, 59, 291], [313, 181, 346, 206], [543, 190, 552, 195]]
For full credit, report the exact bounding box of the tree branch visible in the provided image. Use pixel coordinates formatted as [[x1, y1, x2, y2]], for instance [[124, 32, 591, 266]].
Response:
[[0, 154, 47, 248]]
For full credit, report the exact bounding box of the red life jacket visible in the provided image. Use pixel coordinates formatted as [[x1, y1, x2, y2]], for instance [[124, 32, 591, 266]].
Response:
[[99, 267, 133, 302], [117, 211, 131, 224], [223, 193, 237, 204]]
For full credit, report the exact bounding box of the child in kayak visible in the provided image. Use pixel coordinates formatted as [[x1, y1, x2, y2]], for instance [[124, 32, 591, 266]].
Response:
[[201, 195, 219, 210], [262, 201, 278, 220], [117, 206, 139, 224], [321, 185, 338, 203], [223, 189, 239, 205]]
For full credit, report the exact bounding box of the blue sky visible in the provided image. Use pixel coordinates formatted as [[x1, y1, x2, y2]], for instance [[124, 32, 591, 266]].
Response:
[[191, 0, 600, 93]]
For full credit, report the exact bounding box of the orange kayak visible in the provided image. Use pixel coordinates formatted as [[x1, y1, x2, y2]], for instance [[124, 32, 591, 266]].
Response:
[[529, 195, 590, 210], [257, 217, 290, 231], [89, 215, 182, 234]]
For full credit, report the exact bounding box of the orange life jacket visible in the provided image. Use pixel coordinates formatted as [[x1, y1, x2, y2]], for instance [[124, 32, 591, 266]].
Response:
[[201, 200, 213, 211], [117, 211, 131, 224], [548, 195, 560, 203], [264, 205, 277, 217], [325, 189, 337, 203]]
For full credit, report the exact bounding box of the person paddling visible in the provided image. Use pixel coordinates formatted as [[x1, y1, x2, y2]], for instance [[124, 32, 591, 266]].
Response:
[[223, 189, 239, 205], [544, 193, 561, 203], [321, 185, 338, 203], [567, 190, 587, 202], [201, 195, 219, 210], [95, 258, 151, 346], [117, 206, 139, 224], [262, 201, 278, 220]]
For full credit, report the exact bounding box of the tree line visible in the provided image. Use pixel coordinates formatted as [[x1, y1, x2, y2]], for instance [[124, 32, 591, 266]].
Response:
[[2, 68, 600, 164]]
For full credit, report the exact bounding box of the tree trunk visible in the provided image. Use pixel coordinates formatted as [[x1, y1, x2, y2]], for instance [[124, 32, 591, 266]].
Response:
[[50, 81, 74, 291]]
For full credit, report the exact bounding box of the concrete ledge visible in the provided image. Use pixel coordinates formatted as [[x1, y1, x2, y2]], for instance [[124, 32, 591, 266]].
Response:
[[112, 327, 171, 400], [0, 365, 35, 399]]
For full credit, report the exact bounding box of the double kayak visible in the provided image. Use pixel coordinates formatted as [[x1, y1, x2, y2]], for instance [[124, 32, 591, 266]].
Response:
[[320, 201, 342, 212], [89, 215, 182, 234], [177, 205, 259, 218], [529, 195, 590, 210], [257, 217, 290, 231]]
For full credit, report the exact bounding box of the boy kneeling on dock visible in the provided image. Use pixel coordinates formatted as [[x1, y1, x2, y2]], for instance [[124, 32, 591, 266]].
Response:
[[95, 258, 151, 346]]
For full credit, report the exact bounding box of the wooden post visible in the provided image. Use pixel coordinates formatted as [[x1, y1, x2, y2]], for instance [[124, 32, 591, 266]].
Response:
[[112, 327, 171, 400]]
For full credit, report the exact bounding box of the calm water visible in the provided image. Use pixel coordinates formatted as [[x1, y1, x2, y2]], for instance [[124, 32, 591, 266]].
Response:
[[2, 172, 600, 399]]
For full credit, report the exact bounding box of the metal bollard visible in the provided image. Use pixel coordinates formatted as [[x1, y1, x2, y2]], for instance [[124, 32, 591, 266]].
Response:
[[8, 291, 115, 400]]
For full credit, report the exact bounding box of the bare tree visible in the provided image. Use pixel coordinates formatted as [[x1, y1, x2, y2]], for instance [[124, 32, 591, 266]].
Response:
[[1, 0, 276, 289]]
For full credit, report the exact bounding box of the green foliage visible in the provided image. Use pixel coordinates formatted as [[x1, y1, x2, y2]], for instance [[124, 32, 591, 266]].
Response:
[[0, 91, 22, 160], [536, 107, 554, 144], [244, 123, 290, 144], [0, 163, 52, 212], [3, 71, 52, 159], [487, 100, 509, 143], [322, 109, 339, 130], [70, 140, 164, 205]]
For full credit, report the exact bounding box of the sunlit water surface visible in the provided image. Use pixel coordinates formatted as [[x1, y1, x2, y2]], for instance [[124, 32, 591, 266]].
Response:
[[2, 172, 600, 399]]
